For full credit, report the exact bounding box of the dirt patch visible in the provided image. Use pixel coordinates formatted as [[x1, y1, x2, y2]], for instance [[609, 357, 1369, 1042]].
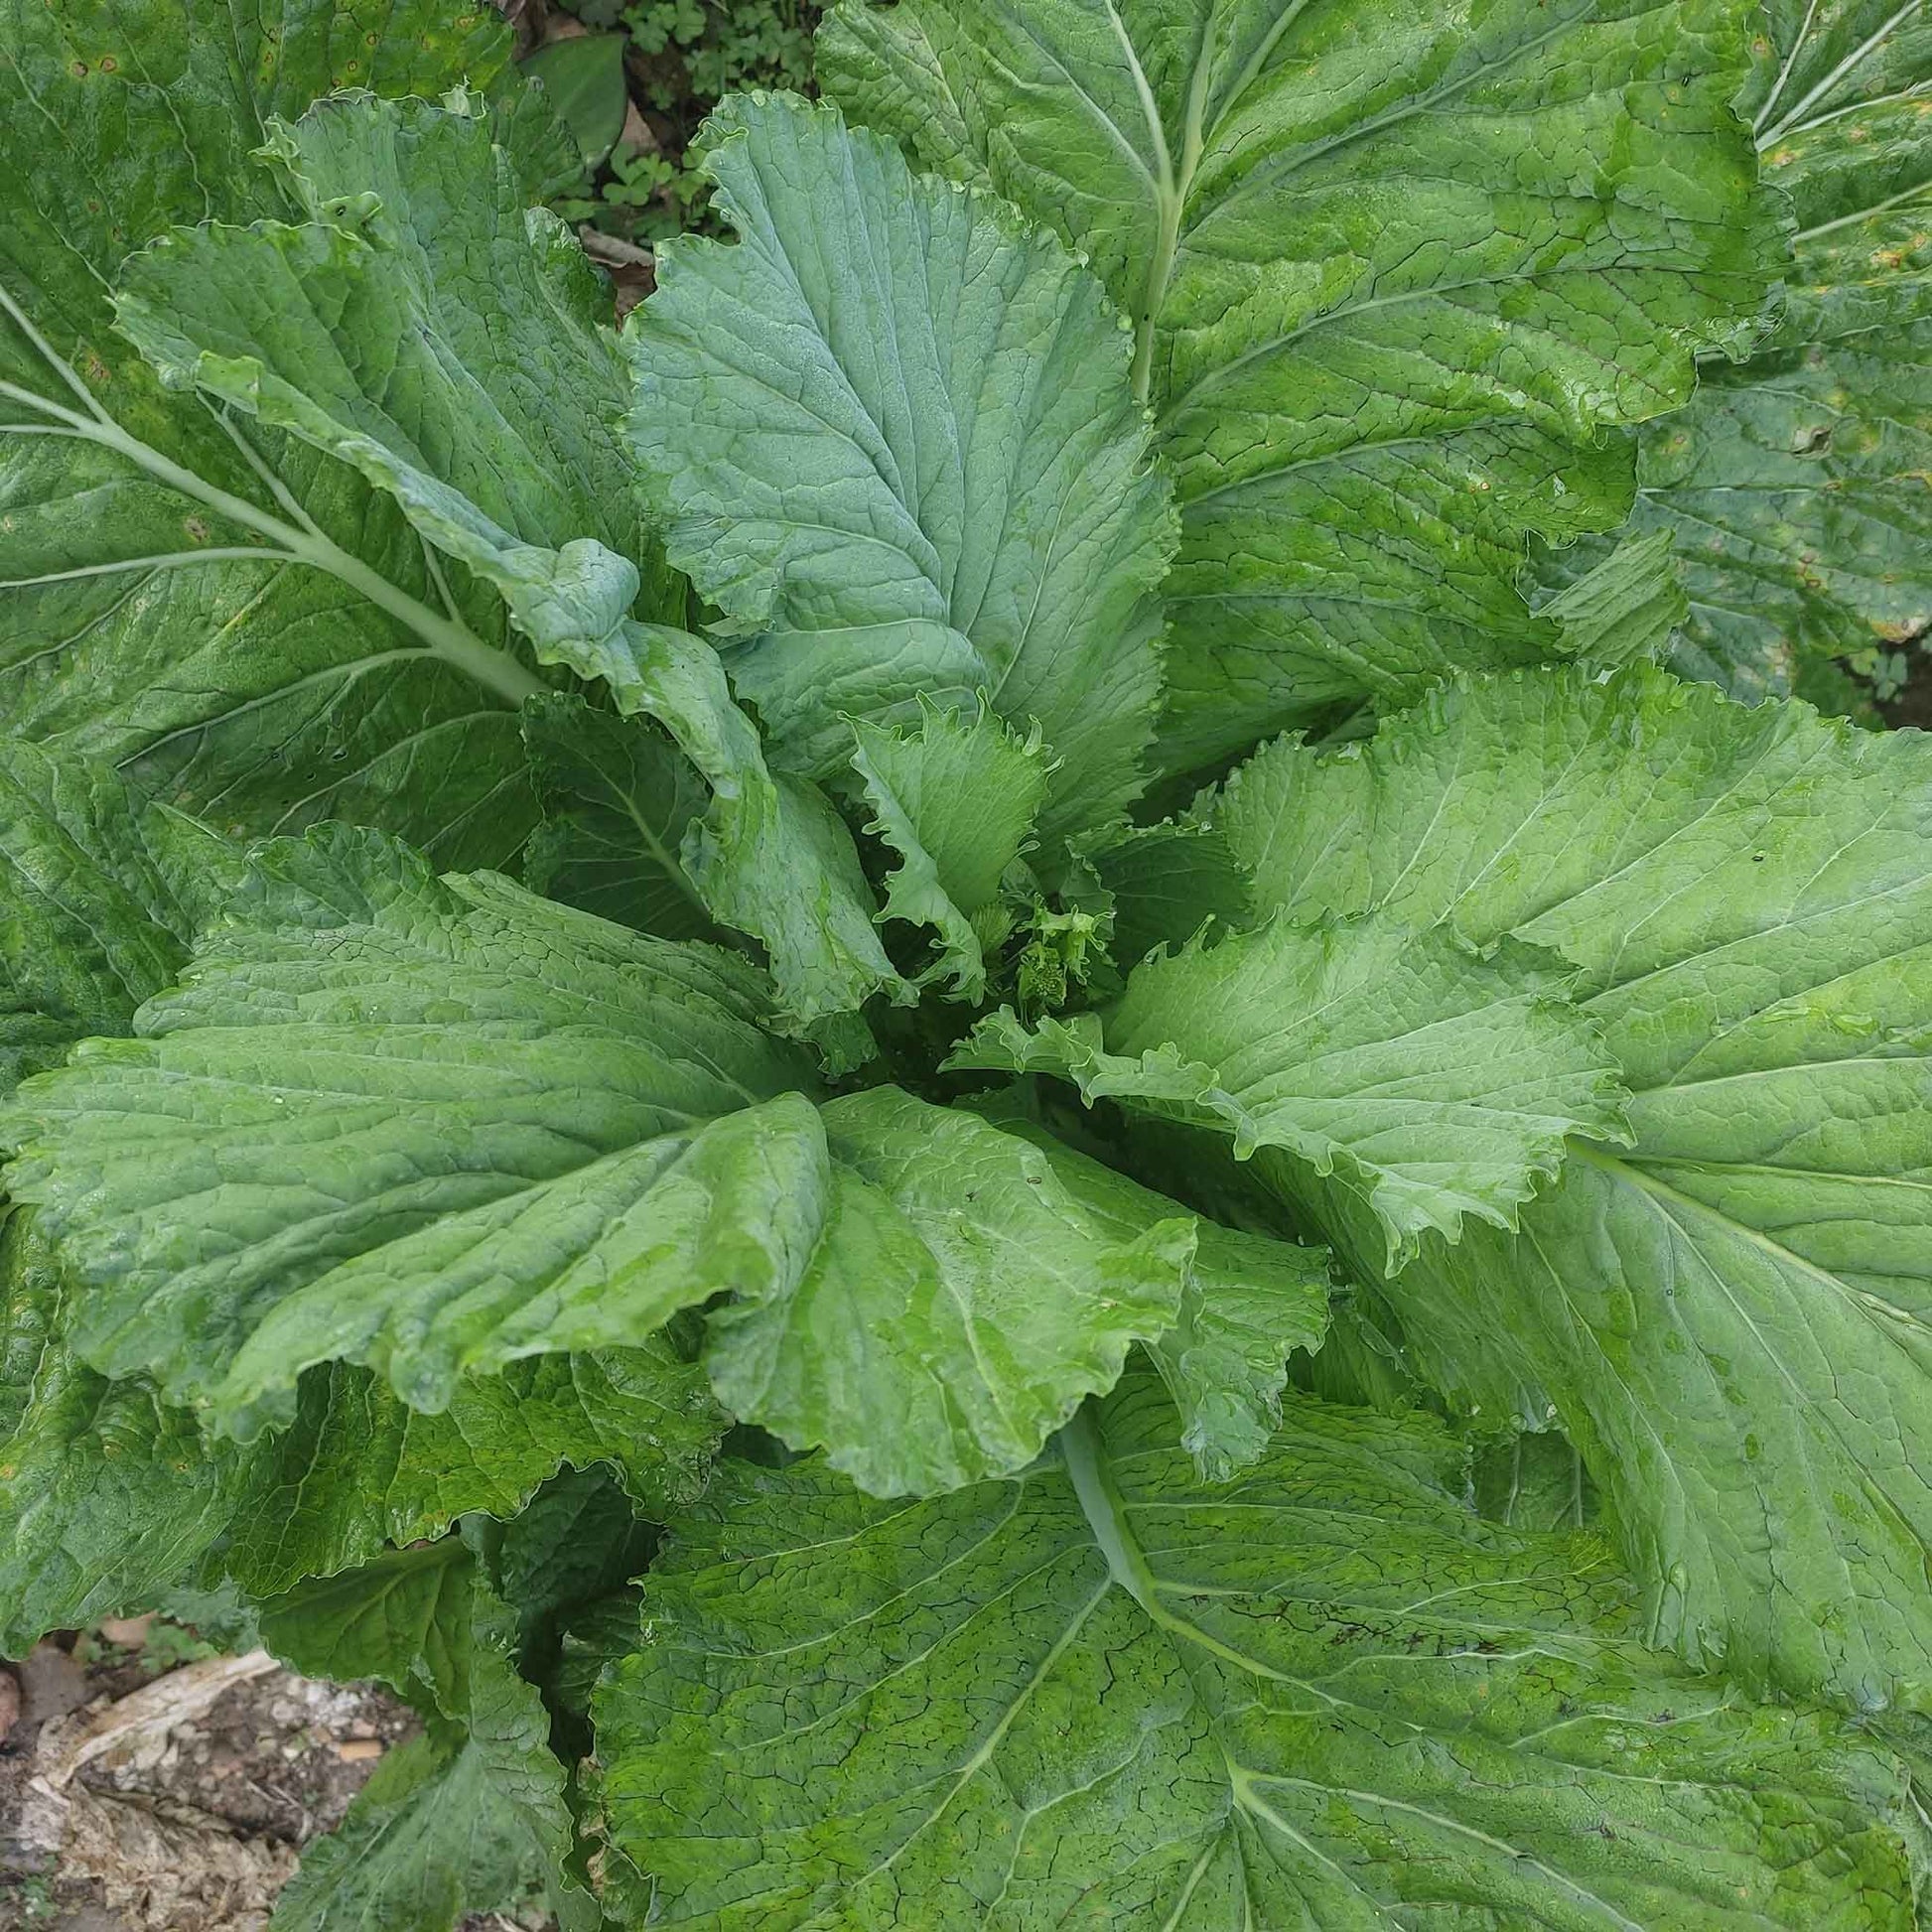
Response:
[[0, 1624, 499, 1932]]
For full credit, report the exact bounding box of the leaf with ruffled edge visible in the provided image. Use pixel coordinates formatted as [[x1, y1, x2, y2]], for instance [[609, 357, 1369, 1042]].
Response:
[[850, 704, 1048, 999], [1209, 660, 1932, 1710], [821, 0, 1780, 773], [112, 92, 899, 1031], [0, 2, 582, 867], [953, 909, 1632, 1272]]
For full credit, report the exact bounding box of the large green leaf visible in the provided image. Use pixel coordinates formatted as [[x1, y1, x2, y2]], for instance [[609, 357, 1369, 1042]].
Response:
[[954, 909, 1631, 1270], [1206, 663, 1932, 1709], [1582, 0, 1932, 702], [595, 1376, 1931, 1928], [261, 1539, 593, 1932], [0, 1207, 723, 1646], [0, 1213, 252, 1651], [112, 92, 666, 671], [107, 92, 897, 1027], [626, 91, 1176, 850], [0, 0, 583, 866], [821, 0, 1779, 771], [5, 824, 1203, 1497], [704, 1086, 1193, 1495], [971, 1099, 1331, 1482], [2, 823, 816, 1423]]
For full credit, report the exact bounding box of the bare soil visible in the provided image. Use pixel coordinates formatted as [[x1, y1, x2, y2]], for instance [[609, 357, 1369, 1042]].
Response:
[[0, 1624, 546, 1932]]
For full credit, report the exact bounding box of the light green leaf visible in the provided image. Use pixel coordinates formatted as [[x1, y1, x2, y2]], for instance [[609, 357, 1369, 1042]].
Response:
[[596, 1376, 1931, 1929], [626, 91, 1176, 850], [1579, 0, 1932, 704], [851, 705, 1047, 999], [7, 826, 1192, 1498], [113, 93, 670, 672], [970, 1100, 1330, 1482], [106, 85, 898, 1026], [821, 0, 1780, 771], [0, 743, 231, 1095], [0, 1, 579, 866], [955, 911, 1631, 1271], [1213, 662, 1932, 1707], [1536, 527, 1688, 670], [262, 1541, 593, 1932], [522, 693, 716, 941], [706, 1087, 1193, 1495], [3, 823, 818, 1427]]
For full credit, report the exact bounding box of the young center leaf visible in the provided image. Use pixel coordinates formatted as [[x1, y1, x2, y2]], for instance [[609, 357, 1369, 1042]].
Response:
[[955, 909, 1632, 1271], [594, 1375, 1931, 1929], [850, 704, 1049, 998], [0, 1, 584, 865], [1205, 662, 1932, 1709], [3, 825, 1209, 1498], [626, 92, 1177, 853], [820, 0, 1781, 771]]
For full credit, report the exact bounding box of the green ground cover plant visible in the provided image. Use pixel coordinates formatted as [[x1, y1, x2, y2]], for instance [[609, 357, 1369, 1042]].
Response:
[[3, 0, 1932, 1923]]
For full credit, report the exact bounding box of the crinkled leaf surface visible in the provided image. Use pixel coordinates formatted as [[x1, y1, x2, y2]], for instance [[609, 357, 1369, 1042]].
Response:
[[113, 92, 671, 669], [850, 706, 1047, 998], [595, 1376, 1931, 1928], [0, 1203, 722, 1644], [954, 911, 1631, 1271], [0, 1, 578, 865], [626, 92, 1175, 849], [822, 0, 1778, 770], [7, 824, 1200, 1498], [0, 742, 228, 1095], [2, 823, 816, 1425], [219, 1345, 721, 1597], [521, 693, 716, 941], [1587, 0, 1932, 701], [1213, 662, 1932, 1707]]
